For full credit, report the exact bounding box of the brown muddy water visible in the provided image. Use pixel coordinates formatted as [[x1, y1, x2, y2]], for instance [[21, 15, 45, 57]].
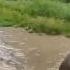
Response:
[[0, 27, 70, 70]]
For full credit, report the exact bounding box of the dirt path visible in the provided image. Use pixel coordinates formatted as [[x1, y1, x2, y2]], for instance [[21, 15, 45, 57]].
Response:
[[0, 27, 70, 70]]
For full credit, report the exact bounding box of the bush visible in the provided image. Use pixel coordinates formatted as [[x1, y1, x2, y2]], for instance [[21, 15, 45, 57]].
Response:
[[63, 0, 70, 3], [0, 0, 70, 35]]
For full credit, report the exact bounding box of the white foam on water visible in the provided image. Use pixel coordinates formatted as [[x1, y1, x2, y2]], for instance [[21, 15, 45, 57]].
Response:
[[0, 44, 28, 70]]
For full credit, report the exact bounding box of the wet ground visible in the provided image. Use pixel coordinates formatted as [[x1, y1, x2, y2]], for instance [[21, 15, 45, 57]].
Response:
[[0, 27, 70, 70]]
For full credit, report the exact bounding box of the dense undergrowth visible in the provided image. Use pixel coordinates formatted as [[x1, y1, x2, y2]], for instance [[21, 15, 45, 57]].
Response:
[[0, 0, 70, 36]]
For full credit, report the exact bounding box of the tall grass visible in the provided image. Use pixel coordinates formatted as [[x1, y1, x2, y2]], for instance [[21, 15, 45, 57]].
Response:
[[0, 0, 70, 35]]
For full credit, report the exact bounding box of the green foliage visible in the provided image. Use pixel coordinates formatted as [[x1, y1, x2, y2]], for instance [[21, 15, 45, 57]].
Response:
[[0, 0, 70, 35], [61, 0, 70, 3]]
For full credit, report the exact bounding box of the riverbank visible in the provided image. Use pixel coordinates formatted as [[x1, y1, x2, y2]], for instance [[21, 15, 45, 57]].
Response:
[[0, 0, 70, 36]]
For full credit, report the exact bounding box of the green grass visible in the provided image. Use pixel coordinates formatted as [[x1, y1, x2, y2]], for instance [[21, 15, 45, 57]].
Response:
[[0, 0, 70, 36]]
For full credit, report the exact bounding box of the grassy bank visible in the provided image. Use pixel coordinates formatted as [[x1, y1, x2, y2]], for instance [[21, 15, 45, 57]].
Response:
[[0, 0, 70, 35]]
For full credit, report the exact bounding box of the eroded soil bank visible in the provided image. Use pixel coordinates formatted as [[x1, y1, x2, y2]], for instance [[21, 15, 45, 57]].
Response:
[[0, 27, 70, 70]]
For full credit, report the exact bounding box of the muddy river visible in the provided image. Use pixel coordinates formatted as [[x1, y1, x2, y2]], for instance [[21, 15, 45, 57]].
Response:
[[0, 27, 70, 70]]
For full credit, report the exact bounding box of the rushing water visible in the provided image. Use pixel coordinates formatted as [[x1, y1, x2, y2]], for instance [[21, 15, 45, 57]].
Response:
[[0, 45, 27, 70], [0, 27, 70, 70]]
